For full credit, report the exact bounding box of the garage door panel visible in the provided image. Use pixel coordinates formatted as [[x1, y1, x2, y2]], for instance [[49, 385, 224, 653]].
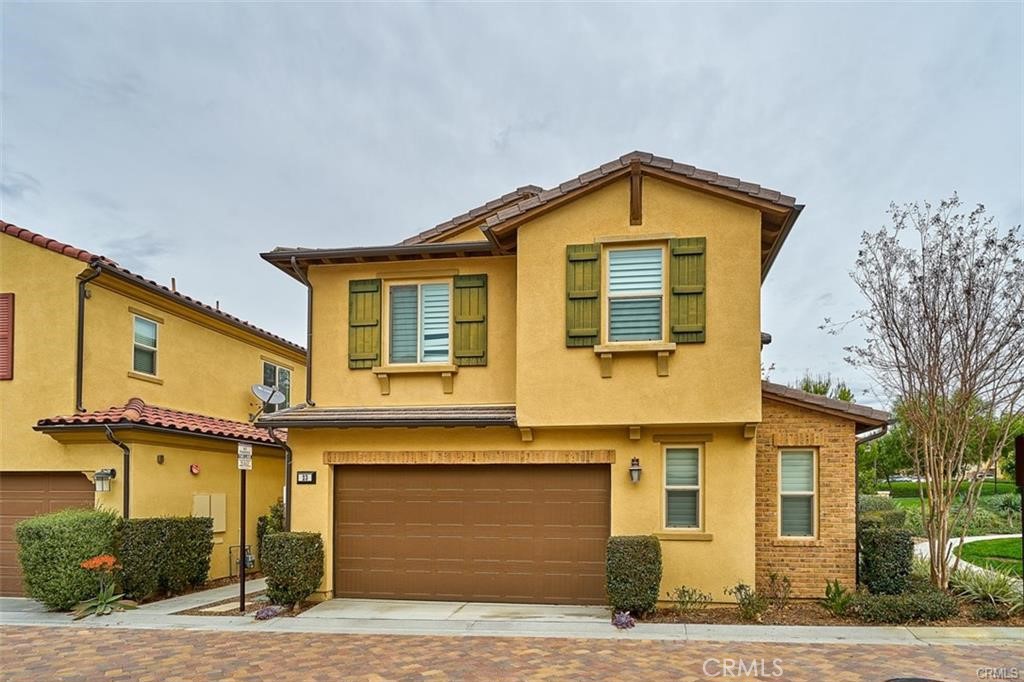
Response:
[[0, 472, 95, 597], [334, 464, 610, 605]]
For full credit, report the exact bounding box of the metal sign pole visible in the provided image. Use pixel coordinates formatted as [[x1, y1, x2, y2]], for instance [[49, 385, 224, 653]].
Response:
[[237, 442, 253, 614], [240, 466, 246, 613]]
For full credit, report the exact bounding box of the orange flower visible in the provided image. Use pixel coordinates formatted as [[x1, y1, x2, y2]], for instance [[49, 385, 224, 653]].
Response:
[[80, 554, 118, 572]]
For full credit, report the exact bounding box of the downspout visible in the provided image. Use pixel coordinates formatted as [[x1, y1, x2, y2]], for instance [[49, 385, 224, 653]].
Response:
[[76, 262, 103, 412], [267, 428, 292, 531], [853, 423, 889, 587], [290, 256, 314, 407], [104, 426, 131, 519]]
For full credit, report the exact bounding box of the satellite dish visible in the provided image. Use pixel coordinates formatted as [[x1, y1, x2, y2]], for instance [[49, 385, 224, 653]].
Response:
[[251, 384, 286, 406]]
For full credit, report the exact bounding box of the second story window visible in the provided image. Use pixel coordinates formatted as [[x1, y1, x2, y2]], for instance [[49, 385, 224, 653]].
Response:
[[607, 247, 663, 342], [132, 315, 159, 375], [388, 283, 450, 364], [262, 361, 291, 413]]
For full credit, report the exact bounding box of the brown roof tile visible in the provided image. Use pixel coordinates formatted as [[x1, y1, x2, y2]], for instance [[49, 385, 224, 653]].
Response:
[[761, 381, 890, 433], [35, 398, 284, 445], [399, 185, 543, 245]]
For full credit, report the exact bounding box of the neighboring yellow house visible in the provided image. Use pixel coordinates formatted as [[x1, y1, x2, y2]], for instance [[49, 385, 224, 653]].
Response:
[[0, 222, 306, 595], [260, 151, 888, 605]]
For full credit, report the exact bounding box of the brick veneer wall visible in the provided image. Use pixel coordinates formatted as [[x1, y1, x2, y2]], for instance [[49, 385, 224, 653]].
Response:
[[756, 398, 857, 598]]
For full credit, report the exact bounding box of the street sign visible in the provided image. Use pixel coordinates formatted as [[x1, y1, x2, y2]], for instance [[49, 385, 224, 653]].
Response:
[[237, 443, 253, 470]]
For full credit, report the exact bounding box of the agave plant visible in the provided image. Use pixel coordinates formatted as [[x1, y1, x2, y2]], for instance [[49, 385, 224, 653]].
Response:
[[72, 555, 138, 620]]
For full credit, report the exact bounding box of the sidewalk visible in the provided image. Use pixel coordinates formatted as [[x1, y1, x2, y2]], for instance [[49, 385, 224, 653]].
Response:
[[914, 533, 1021, 574], [1, 584, 1020, 646]]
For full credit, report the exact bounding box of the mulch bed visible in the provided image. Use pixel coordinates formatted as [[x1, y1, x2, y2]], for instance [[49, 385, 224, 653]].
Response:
[[641, 601, 1024, 627], [174, 591, 317, 618]]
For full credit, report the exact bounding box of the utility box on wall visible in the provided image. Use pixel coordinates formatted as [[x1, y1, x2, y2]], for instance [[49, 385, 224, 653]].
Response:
[[192, 493, 227, 533]]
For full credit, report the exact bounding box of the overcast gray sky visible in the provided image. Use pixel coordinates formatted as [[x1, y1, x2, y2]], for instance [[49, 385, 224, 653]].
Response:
[[3, 2, 1021, 407]]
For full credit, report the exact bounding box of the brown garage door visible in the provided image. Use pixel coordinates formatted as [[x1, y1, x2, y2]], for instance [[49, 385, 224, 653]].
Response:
[[0, 472, 95, 596], [334, 464, 610, 605]]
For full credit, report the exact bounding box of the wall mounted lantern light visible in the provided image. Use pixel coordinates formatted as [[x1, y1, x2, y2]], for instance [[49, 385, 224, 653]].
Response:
[[93, 468, 116, 493], [629, 457, 642, 484]]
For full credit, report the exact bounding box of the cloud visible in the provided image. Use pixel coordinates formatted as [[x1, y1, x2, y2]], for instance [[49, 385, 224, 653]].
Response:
[[1, 171, 41, 201], [100, 231, 173, 271]]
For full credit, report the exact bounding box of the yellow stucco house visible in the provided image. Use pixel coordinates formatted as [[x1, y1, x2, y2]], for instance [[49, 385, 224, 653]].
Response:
[[0, 222, 306, 595], [259, 151, 889, 605]]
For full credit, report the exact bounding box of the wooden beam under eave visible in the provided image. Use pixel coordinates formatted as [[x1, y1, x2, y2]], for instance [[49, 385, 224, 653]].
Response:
[[630, 161, 643, 225]]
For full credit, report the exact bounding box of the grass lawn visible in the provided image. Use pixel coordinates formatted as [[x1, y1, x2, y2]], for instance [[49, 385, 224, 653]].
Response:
[[955, 537, 1023, 576], [884, 480, 1016, 498]]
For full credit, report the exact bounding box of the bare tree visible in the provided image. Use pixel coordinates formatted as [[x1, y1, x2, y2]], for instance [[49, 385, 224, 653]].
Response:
[[841, 195, 1023, 589]]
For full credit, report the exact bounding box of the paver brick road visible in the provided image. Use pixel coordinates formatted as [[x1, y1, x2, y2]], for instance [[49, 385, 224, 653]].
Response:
[[0, 625, 1020, 682]]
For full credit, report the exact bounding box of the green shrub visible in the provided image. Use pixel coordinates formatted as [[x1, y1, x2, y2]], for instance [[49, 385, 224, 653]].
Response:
[[859, 509, 907, 532], [725, 582, 769, 622], [851, 587, 959, 623], [262, 532, 324, 606], [972, 601, 1008, 621], [256, 499, 285, 566], [821, 579, 853, 616], [982, 493, 1021, 517], [860, 527, 913, 595], [606, 535, 662, 615], [119, 517, 213, 600], [949, 567, 1022, 607], [665, 585, 711, 612], [858, 495, 897, 512], [886, 480, 1013, 498], [857, 470, 878, 495], [15, 509, 120, 610]]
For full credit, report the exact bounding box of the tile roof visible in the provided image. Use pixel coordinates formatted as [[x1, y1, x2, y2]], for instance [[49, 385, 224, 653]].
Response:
[[1, 219, 304, 355], [761, 381, 890, 432], [257, 404, 518, 428], [35, 398, 284, 445], [399, 186, 543, 246], [1, 221, 104, 263], [482, 151, 797, 235]]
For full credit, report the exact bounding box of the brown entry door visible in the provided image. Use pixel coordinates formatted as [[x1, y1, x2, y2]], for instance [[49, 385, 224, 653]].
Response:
[[0, 472, 96, 596], [334, 464, 610, 605]]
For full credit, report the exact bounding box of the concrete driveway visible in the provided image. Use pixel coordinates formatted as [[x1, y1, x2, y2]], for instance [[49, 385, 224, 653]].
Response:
[[300, 597, 610, 622]]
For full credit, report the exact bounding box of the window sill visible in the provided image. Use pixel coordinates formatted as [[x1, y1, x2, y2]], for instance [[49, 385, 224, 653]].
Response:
[[772, 537, 822, 547], [593, 342, 676, 378], [656, 531, 713, 542], [371, 364, 458, 395], [127, 371, 163, 385]]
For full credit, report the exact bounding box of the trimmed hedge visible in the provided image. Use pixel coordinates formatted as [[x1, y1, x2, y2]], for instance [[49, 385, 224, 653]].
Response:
[[263, 532, 324, 606], [15, 508, 120, 610], [606, 535, 662, 615], [858, 509, 907, 532], [860, 526, 913, 595], [119, 517, 213, 600], [256, 499, 285, 566], [851, 587, 959, 623], [857, 495, 897, 512]]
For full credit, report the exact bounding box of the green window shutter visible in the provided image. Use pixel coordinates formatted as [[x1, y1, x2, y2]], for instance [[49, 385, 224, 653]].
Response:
[[348, 278, 381, 369], [566, 244, 601, 347], [669, 237, 706, 343], [453, 274, 487, 366]]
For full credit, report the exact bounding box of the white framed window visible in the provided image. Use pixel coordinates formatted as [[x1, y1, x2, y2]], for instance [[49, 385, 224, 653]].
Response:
[[132, 315, 159, 375], [664, 446, 702, 529], [388, 282, 451, 364], [606, 247, 664, 342], [261, 361, 292, 414], [779, 449, 817, 537]]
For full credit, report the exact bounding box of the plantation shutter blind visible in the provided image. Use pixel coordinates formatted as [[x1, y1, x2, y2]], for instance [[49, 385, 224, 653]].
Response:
[[608, 248, 663, 342], [665, 448, 700, 528], [348, 279, 381, 369], [0, 293, 12, 380], [669, 237, 706, 343], [453, 274, 487, 366], [565, 244, 601, 347], [388, 285, 418, 364], [780, 451, 815, 537], [420, 283, 450, 362]]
